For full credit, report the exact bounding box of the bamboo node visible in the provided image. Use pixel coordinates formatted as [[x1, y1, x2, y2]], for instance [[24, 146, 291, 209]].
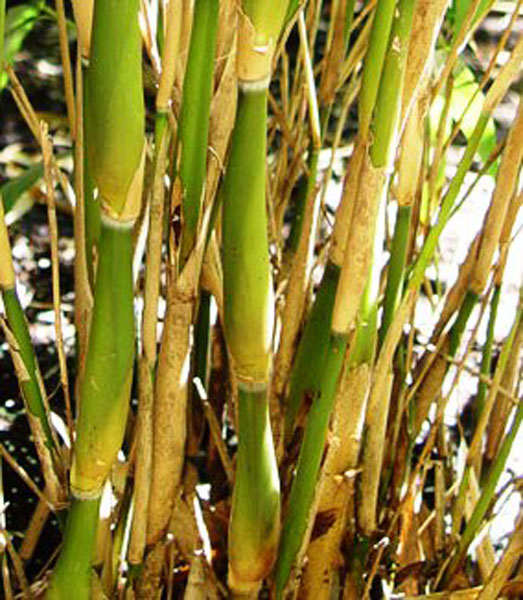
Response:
[[70, 485, 103, 501], [237, 378, 269, 393], [237, 11, 274, 87]]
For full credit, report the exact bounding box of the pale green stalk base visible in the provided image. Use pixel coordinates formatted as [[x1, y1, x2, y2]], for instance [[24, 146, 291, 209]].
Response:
[[46, 498, 100, 600], [228, 387, 280, 593]]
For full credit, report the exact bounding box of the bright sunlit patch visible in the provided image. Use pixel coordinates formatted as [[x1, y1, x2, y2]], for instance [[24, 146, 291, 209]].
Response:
[[50, 411, 70, 448], [36, 60, 62, 77], [193, 495, 212, 563]]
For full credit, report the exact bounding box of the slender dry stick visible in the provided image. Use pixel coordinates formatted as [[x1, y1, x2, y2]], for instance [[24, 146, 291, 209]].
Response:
[[3, 530, 29, 597], [54, 0, 76, 136], [19, 494, 50, 562], [413, 98, 522, 433], [0, 444, 52, 510], [41, 124, 74, 439], [463, 469, 496, 580], [486, 288, 523, 463], [72, 50, 93, 378]]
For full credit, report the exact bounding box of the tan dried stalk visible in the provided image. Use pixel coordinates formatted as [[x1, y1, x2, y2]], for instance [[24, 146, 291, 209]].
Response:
[[358, 292, 415, 534], [145, 204, 212, 581], [331, 152, 386, 334], [477, 512, 523, 600], [55, 0, 76, 135], [470, 99, 523, 294], [19, 495, 50, 561], [401, 0, 449, 125], [128, 126, 171, 565], [146, 280, 194, 546]]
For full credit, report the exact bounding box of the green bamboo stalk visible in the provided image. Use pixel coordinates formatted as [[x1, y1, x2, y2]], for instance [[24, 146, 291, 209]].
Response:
[[49, 1, 144, 595], [379, 205, 411, 348], [284, 261, 340, 440], [229, 388, 280, 591], [449, 290, 478, 356], [0, 203, 56, 453], [275, 1, 415, 584], [358, 0, 397, 137], [282, 136, 366, 442], [224, 3, 289, 591], [0, 0, 5, 71], [293, 200, 383, 597], [475, 284, 500, 426], [275, 332, 347, 596], [46, 499, 100, 600], [224, 87, 280, 593], [2, 289, 55, 446], [223, 91, 273, 387], [178, 0, 219, 266], [84, 0, 144, 221], [83, 123, 100, 288]]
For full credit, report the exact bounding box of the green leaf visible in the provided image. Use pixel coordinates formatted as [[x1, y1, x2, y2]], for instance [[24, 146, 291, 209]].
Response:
[[0, 162, 43, 218], [450, 63, 497, 173], [1, 3, 41, 90], [452, 0, 491, 40]]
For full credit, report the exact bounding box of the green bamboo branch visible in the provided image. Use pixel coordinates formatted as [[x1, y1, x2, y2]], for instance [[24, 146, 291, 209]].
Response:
[[0, 203, 57, 458], [178, 0, 219, 266], [358, 0, 397, 137], [275, 332, 347, 596], [475, 284, 500, 425], [379, 205, 411, 348]]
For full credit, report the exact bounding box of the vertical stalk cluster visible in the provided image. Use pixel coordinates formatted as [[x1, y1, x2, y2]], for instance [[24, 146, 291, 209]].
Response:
[[275, 0, 417, 592], [223, 1, 288, 593]]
